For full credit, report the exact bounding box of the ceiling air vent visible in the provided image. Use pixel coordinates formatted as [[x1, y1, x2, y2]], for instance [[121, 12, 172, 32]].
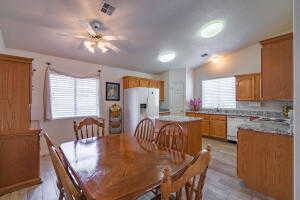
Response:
[[100, 1, 116, 16], [201, 53, 208, 57]]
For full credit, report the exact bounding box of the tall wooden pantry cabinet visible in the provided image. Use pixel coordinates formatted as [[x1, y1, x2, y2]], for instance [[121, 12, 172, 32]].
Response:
[[0, 54, 41, 195]]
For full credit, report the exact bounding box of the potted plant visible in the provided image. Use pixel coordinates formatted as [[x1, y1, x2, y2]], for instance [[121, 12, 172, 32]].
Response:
[[189, 98, 202, 111]]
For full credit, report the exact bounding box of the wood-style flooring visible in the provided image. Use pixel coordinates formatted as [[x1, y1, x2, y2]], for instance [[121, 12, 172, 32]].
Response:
[[0, 138, 274, 200]]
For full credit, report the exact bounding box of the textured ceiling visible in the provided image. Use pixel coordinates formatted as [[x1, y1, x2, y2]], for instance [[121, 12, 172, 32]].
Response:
[[0, 0, 293, 73]]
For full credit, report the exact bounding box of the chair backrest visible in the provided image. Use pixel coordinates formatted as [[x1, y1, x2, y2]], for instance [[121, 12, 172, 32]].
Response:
[[156, 123, 185, 153], [160, 145, 212, 200], [134, 118, 155, 142], [43, 133, 83, 200], [73, 117, 105, 140]]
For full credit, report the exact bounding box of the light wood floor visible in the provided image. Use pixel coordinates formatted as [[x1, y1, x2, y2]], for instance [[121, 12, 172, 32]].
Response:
[[0, 138, 274, 200]]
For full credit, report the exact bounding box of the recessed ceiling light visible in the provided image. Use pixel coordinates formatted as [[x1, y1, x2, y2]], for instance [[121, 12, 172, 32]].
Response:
[[158, 51, 176, 62], [199, 20, 225, 38]]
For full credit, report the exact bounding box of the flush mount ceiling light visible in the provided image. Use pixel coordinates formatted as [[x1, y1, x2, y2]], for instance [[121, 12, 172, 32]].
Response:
[[199, 20, 225, 38], [158, 51, 176, 62]]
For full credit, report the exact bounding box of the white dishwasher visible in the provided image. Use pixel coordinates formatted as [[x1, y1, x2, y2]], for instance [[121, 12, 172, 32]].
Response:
[[227, 116, 250, 142]]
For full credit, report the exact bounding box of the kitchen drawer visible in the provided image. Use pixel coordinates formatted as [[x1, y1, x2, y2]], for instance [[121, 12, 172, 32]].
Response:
[[210, 115, 227, 121], [194, 113, 210, 120], [185, 112, 196, 117]]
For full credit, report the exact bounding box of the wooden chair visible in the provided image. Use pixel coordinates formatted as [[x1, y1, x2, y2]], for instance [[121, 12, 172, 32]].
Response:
[[134, 118, 155, 142], [160, 145, 212, 200], [73, 117, 105, 140], [156, 123, 185, 153], [43, 133, 84, 200]]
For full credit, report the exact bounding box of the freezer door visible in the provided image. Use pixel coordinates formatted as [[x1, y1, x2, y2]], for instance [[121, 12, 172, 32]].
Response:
[[147, 88, 159, 118], [124, 88, 139, 135]]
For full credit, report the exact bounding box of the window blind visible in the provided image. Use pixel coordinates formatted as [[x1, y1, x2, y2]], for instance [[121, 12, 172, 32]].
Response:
[[49, 72, 99, 119], [202, 77, 236, 109]]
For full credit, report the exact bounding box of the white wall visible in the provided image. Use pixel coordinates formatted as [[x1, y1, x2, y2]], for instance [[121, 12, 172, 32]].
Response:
[[185, 67, 194, 109], [294, 0, 299, 198], [0, 30, 5, 50], [193, 43, 261, 99], [0, 46, 153, 155]]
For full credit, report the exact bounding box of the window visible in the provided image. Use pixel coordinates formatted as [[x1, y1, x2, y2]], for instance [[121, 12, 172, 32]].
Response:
[[49, 72, 100, 119], [202, 77, 236, 109]]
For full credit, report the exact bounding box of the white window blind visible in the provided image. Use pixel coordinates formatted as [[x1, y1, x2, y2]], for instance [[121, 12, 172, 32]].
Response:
[[202, 77, 236, 109], [49, 72, 99, 119]]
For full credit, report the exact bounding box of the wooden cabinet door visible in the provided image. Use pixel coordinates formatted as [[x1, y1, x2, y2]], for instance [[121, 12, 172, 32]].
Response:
[[159, 81, 164, 100], [236, 74, 254, 101], [238, 129, 293, 200], [253, 73, 261, 100], [261, 33, 293, 100], [139, 78, 149, 88], [124, 77, 140, 89], [0, 59, 31, 130], [201, 120, 210, 136], [210, 120, 227, 139]]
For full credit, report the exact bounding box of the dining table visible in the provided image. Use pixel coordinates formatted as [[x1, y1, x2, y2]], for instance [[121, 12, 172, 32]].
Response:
[[59, 134, 194, 200]]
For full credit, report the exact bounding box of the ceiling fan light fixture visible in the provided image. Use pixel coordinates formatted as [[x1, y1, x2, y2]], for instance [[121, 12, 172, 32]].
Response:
[[199, 19, 225, 38], [84, 40, 96, 53], [97, 42, 108, 53], [158, 51, 176, 63]]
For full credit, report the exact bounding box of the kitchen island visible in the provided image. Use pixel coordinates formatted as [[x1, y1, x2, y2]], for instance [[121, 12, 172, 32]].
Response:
[[155, 115, 202, 156]]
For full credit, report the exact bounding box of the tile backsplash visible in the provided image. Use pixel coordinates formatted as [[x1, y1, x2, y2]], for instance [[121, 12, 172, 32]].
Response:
[[237, 100, 293, 112]]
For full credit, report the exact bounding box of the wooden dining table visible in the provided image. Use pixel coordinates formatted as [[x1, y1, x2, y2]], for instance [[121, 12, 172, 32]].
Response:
[[60, 134, 193, 200]]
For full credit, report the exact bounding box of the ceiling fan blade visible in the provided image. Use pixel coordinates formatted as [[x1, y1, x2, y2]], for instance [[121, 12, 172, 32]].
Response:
[[103, 42, 120, 53], [102, 35, 125, 41], [97, 42, 108, 53], [79, 20, 96, 35], [56, 32, 70, 37], [74, 35, 88, 39]]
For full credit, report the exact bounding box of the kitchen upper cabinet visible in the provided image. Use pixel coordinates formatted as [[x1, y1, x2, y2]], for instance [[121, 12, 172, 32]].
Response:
[[260, 33, 293, 100], [123, 76, 160, 89], [159, 81, 165, 100], [139, 78, 150, 88], [235, 73, 261, 101], [123, 76, 140, 89]]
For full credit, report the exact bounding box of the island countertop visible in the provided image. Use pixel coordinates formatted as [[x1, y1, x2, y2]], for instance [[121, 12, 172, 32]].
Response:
[[157, 115, 202, 123]]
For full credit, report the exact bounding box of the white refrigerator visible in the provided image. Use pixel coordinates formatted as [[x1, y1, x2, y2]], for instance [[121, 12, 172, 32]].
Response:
[[124, 87, 159, 135]]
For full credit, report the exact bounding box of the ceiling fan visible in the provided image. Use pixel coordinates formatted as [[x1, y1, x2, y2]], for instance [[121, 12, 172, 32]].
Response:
[[59, 19, 124, 53]]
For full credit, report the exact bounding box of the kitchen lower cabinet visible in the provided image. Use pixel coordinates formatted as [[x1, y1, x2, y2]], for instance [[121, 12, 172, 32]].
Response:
[[210, 119, 227, 139], [238, 129, 293, 200], [186, 112, 227, 140]]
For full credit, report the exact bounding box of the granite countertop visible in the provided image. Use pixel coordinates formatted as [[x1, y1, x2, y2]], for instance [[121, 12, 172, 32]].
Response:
[[186, 109, 283, 118], [238, 119, 293, 136], [157, 115, 202, 122]]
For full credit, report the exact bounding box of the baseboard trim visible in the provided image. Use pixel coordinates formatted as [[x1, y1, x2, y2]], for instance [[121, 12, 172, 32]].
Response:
[[0, 178, 42, 196]]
